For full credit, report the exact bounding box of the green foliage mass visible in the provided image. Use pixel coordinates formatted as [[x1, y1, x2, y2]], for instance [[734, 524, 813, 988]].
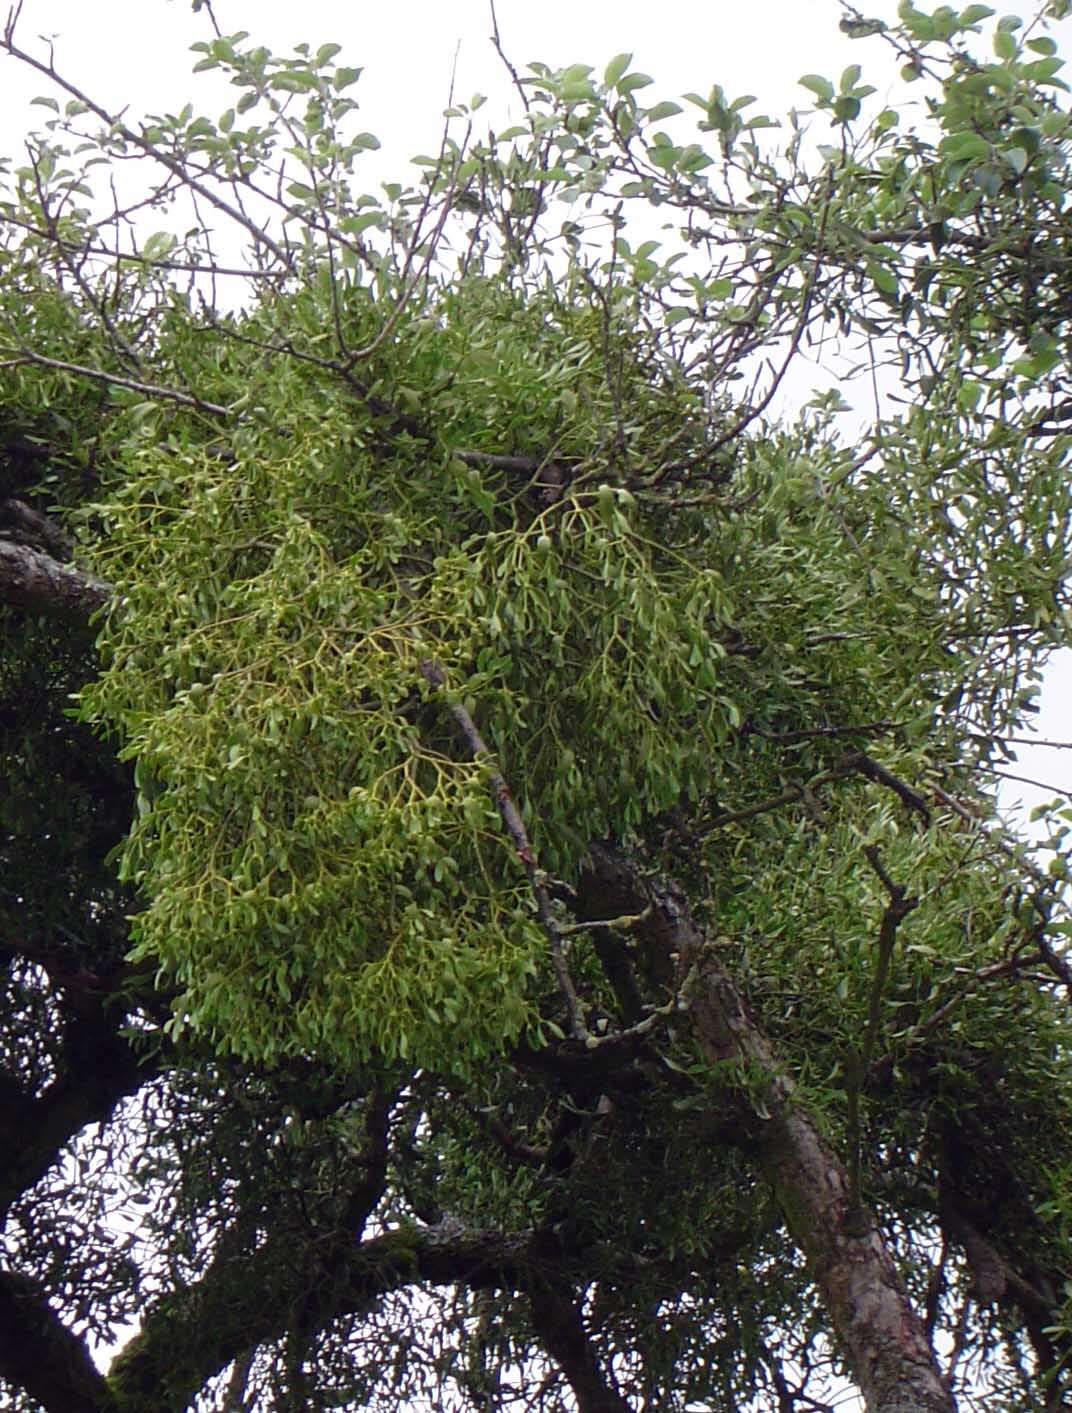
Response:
[[74, 229, 1072, 1073], [78, 279, 727, 1065], [78, 255, 1070, 1076]]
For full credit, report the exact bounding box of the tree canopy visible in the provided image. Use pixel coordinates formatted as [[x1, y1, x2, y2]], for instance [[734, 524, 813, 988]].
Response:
[[3, 2, 1072, 1410]]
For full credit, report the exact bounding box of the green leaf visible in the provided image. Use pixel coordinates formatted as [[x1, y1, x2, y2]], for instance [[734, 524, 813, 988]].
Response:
[[799, 74, 835, 102], [270, 72, 318, 93], [342, 211, 383, 236], [939, 131, 990, 161], [839, 64, 863, 93], [1002, 146, 1029, 175], [645, 100, 684, 122], [972, 163, 1003, 196], [834, 96, 862, 123], [603, 52, 632, 87], [868, 263, 898, 295], [840, 16, 887, 37], [142, 232, 177, 261], [1024, 57, 1067, 85]]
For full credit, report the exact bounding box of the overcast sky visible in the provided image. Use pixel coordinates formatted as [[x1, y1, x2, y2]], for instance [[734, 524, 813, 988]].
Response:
[[1, 0, 1070, 828], [2, 0, 895, 136]]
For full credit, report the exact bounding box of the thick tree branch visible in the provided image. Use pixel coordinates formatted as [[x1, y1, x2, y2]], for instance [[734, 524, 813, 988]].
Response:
[[578, 845, 954, 1413], [526, 1268, 634, 1413], [0, 538, 110, 623], [0, 499, 73, 559], [0, 1006, 149, 1218], [109, 1225, 531, 1413], [0, 1268, 115, 1413]]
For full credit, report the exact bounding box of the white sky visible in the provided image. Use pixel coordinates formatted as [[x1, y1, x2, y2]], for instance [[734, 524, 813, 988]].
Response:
[[0, 0, 1069, 821], [1, 0, 892, 132]]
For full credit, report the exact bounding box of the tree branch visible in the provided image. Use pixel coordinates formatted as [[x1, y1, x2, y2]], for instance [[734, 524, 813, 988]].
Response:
[[419, 659, 588, 1040], [1, 10, 294, 274], [0, 1004, 149, 1218], [0, 1267, 115, 1413], [525, 1267, 634, 1413], [108, 1225, 531, 1413], [577, 844, 955, 1413], [0, 347, 229, 417], [0, 538, 111, 623]]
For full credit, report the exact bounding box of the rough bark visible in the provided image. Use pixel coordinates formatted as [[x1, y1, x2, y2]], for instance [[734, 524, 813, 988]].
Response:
[[0, 498, 74, 559], [109, 1226, 532, 1413], [0, 538, 110, 623], [578, 846, 956, 1413], [0, 1224, 534, 1413]]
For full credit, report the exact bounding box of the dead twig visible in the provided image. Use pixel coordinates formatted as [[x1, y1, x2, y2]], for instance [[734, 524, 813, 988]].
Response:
[[0, 347, 229, 417], [418, 659, 588, 1041]]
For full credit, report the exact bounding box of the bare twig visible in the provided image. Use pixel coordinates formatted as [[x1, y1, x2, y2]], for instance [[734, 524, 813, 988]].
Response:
[[887, 950, 1049, 1060], [0, 347, 229, 416], [2, 13, 294, 269], [991, 735, 1072, 751], [846, 751, 931, 825], [751, 720, 898, 745], [345, 123, 467, 364], [674, 167, 837, 470], [418, 659, 588, 1041], [0, 210, 276, 280], [559, 905, 652, 938], [24, 143, 143, 371], [981, 765, 1072, 801], [489, 0, 531, 114], [707, 750, 929, 833], [709, 785, 815, 830], [580, 968, 699, 1050]]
